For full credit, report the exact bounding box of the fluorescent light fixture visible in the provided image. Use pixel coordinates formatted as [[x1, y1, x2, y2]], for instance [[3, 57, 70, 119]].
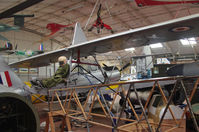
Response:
[[150, 43, 163, 48], [125, 48, 135, 51], [180, 39, 189, 45], [180, 37, 197, 45], [188, 37, 197, 44]]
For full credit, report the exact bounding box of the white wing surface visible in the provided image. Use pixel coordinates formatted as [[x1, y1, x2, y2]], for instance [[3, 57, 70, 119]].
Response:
[[9, 14, 199, 68]]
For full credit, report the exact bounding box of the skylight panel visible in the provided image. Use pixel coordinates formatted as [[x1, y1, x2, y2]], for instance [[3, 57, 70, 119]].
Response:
[[150, 43, 163, 48], [180, 39, 189, 45], [125, 48, 135, 51], [180, 37, 197, 45], [188, 37, 197, 45]]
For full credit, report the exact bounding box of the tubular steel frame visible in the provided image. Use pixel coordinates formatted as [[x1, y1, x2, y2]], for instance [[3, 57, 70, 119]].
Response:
[[45, 76, 199, 132]]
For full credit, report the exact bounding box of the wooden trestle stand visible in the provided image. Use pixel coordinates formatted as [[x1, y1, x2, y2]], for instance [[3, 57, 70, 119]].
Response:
[[44, 76, 199, 132]]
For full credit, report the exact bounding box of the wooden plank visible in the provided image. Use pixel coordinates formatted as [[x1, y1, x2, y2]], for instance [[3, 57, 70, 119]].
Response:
[[55, 92, 66, 114], [67, 115, 113, 129], [65, 116, 72, 131], [50, 91, 55, 111], [44, 116, 49, 132], [180, 78, 199, 121], [118, 119, 155, 132], [60, 118, 65, 132], [83, 89, 92, 109], [127, 98, 139, 121], [47, 76, 199, 132], [49, 76, 196, 92], [110, 86, 120, 111], [63, 89, 71, 108], [88, 88, 98, 114], [48, 112, 55, 132], [68, 109, 136, 122], [66, 89, 74, 113], [140, 81, 157, 120], [73, 90, 88, 119], [157, 82, 178, 125], [96, 94, 108, 116]]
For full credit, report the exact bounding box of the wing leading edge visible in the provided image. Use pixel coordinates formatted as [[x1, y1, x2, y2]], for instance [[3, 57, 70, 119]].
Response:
[[69, 13, 199, 58], [9, 13, 199, 68], [9, 48, 69, 68]]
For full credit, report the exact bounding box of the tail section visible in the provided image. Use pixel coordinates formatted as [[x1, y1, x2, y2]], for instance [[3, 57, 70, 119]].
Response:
[[0, 71, 12, 87], [0, 34, 9, 41], [5, 42, 13, 50], [36, 43, 44, 54], [0, 56, 25, 89], [72, 23, 87, 45], [39, 43, 44, 51]]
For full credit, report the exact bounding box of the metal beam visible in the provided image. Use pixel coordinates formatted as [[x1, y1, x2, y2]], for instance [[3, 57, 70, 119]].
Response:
[[164, 42, 176, 61], [190, 44, 198, 60], [85, 1, 132, 30], [0, 0, 44, 19]]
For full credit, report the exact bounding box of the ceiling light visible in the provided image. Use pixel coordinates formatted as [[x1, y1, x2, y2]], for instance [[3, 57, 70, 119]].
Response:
[[125, 48, 135, 51], [180, 39, 189, 45], [150, 43, 163, 48], [188, 37, 197, 44], [180, 37, 197, 45]]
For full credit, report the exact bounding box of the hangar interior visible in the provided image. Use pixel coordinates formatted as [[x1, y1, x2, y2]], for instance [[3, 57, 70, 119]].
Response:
[[0, 0, 199, 132]]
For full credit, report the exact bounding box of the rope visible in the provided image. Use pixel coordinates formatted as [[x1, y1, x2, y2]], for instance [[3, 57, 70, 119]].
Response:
[[174, 0, 192, 19], [84, 0, 100, 30]]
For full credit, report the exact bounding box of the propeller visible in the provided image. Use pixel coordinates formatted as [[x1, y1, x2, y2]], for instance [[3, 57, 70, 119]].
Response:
[[102, 63, 118, 71], [103, 63, 108, 67], [119, 62, 131, 72], [15, 44, 17, 50], [6, 42, 13, 50], [6, 44, 17, 55], [102, 62, 131, 71]]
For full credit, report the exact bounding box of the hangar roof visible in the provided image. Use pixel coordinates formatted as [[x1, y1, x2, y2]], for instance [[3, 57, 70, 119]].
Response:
[[0, 0, 199, 62]]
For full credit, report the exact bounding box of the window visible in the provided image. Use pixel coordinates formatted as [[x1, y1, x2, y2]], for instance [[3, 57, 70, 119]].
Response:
[[125, 47, 135, 51], [150, 43, 163, 48], [180, 37, 197, 45]]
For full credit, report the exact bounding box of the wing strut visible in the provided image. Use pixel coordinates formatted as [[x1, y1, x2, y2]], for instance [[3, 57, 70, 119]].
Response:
[[71, 50, 99, 66]]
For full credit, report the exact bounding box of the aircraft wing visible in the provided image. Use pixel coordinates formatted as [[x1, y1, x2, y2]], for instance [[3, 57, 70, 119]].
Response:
[[0, 48, 11, 52], [9, 48, 69, 68], [134, 0, 199, 6], [69, 14, 199, 58], [0, 34, 9, 41], [9, 13, 199, 68]]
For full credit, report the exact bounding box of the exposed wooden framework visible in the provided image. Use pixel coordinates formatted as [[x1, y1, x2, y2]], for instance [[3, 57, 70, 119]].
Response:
[[44, 76, 199, 132]]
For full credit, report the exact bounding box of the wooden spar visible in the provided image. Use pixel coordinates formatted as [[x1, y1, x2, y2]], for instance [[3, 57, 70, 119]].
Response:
[[46, 76, 199, 132], [48, 76, 199, 92], [139, 81, 157, 120], [157, 82, 178, 125]]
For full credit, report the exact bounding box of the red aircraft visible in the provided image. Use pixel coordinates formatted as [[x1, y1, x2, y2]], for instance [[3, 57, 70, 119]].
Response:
[[35, 23, 74, 43], [88, 4, 114, 34], [135, 0, 199, 6], [46, 23, 74, 37]]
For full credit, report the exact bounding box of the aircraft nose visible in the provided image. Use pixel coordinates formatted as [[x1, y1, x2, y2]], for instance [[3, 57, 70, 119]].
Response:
[[167, 64, 184, 76]]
